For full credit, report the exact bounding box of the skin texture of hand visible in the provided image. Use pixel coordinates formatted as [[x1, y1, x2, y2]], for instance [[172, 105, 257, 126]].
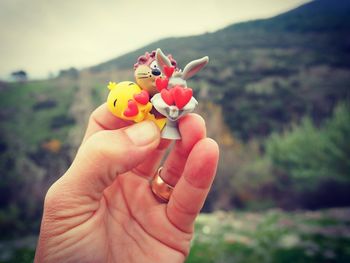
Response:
[[35, 103, 219, 263]]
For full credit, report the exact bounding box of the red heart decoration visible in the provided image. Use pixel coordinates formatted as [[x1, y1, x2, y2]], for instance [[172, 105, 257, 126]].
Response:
[[155, 77, 169, 92], [161, 89, 174, 106], [163, 66, 175, 78], [123, 100, 139, 117], [134, 90, 149, 105], [173, 86, 193, 109]]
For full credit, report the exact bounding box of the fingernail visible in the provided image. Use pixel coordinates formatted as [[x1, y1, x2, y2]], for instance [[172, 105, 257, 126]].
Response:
[[125, 121, 159, 146]]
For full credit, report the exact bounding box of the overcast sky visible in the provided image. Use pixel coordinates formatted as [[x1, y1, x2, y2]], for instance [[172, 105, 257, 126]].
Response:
[[0, 0, 310, 79]]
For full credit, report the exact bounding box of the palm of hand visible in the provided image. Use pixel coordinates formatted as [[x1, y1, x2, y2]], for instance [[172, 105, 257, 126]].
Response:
[[88, 173, 190, 263]]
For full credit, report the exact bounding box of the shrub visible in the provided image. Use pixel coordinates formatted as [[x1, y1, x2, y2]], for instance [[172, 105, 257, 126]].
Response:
[[265, 103, 350, 208]]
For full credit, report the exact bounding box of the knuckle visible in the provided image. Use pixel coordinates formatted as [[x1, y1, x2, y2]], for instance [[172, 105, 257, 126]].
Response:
[[44, 182, 58, 208], [43, 181, 65, 216], [88, 107, 100, 123], [83, 131, 114, 160]]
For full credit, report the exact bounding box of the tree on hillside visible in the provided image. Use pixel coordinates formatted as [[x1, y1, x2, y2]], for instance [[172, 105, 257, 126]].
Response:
[[58, 67, 79, 79], [11, 70, 27, 82]]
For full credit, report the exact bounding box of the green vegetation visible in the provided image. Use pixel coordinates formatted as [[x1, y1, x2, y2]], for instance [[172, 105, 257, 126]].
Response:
[[0, 80, 76, 150], [187, 208, 350, 263], [262, 104, 350, 209], [266, 104, 350, 182], [206, 103, 350, 211], [0, 80, 77, 238]]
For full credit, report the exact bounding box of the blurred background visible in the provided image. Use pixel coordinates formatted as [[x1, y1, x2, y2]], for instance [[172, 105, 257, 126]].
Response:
[[1, 0, 350, 262]]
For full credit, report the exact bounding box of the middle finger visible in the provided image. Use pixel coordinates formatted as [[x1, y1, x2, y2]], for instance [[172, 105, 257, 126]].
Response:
[[159, 114, 206, 186]]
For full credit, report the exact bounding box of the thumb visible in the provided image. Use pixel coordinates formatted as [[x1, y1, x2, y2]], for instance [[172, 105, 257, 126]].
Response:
[[50, 121, 160, 203]]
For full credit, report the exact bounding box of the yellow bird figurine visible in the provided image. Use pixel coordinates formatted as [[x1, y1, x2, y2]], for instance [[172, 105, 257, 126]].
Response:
[[106, 81, 166, 129]]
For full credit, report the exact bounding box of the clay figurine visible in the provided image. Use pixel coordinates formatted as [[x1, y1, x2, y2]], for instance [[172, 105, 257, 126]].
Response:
[[151, 48, 209, 140], [134, 51, 177, 97], [106, 81, 165, 129]]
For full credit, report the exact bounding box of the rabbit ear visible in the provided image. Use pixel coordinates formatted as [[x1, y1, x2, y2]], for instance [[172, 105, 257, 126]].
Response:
[[156, 48, 172, 73], [182, 56, 209, 80]]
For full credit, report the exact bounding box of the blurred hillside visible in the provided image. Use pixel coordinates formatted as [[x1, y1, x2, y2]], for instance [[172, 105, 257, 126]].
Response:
[[0, 0, 350, 242], [92, 0, 350, 140], [92, 0, 350, 72]]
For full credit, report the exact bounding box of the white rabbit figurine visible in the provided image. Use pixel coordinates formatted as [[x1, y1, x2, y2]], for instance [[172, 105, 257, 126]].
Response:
[[151, 48, 209, 140]]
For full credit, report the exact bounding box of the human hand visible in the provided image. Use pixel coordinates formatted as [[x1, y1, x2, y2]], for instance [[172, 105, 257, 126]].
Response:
[[35, 103, 219, 263]]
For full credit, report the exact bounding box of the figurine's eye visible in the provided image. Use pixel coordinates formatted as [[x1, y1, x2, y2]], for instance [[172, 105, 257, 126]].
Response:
[[150, 61, 159, 70], [113, 98, 117, 107]]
